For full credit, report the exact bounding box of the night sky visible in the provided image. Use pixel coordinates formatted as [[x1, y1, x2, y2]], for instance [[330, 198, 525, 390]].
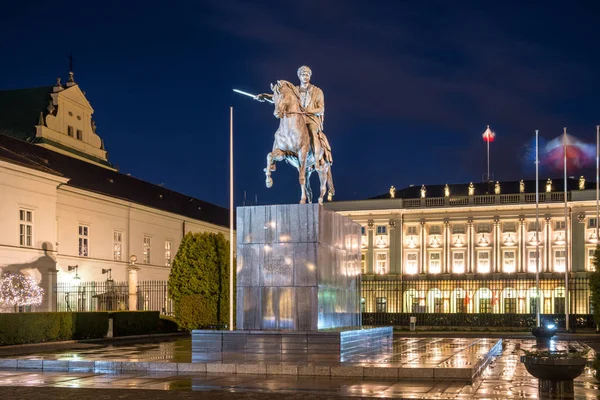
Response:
[[2, 1, 600, 208]]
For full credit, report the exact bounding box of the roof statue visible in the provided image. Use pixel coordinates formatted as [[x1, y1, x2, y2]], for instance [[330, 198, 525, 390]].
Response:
[[235, 66, 334, 204], [495, 181, 501, 195], [468, 182, 475, 196], [519, 180, 525, 193], [546, 179, 552, 193], [444, 184, 450, 198], [420, 185, 426, 198], [389, 185, 395, 198], [579, 176, 585, 190]]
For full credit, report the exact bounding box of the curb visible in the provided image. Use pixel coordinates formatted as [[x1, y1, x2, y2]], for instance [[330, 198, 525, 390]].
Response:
[[0, 332, 188, 350]]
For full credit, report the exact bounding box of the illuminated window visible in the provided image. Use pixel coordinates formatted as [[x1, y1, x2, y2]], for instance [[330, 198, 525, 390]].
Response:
[[143, 236, 151, 264], [113, 231, 123, 261], [429, 225, 441, 235], [477, 223, 490, 233], [406, 253, 418, 274], [375, 253, 387, 274], [528, 250, 540, 273], [452, 224, 465, 234], [477, 251, 490, 273], [503, 222, 516, 232], [554, 250, 566, 272], [588, 248, 597, 271], [19, 209, 33, 247], [503, 250, 516, 273], [429, 252, 441, 274], [376, 297, 387, 313], [452, 252, 465, 274], [165, 240, 172, 267], [361, 253, 366, 274], [78, 225, 89, 257]]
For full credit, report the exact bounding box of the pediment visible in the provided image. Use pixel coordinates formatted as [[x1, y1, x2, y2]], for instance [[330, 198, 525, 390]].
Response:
[[57, 85, 94, 112]]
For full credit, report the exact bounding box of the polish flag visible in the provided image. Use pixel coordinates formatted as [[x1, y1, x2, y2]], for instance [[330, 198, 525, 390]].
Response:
[[482, 125, 495, 142]]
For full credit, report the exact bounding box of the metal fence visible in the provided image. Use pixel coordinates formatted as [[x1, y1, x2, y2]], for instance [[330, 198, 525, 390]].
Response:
[[137, 280, 174, 316], [360, 276, 594, 327], [56, 280, 128, 312], [56, 280, 173, 315], [362, 313, 595, 328]]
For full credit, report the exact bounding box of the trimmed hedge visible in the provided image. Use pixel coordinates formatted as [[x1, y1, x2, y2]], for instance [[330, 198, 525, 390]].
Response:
[[0, 312, 109, 346], [110, 311, 160, 337]]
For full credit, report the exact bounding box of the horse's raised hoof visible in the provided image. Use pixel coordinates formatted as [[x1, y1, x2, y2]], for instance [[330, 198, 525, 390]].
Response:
[[266, 177, 273, 188]]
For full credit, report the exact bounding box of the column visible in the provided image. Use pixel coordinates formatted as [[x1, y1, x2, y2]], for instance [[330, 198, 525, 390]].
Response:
[[367, 220, 374, 274], [443, 219, 450, 274], [545, 216, 552, 272], [573, 213, 586, 272], [128, 262, 140, 311], [420, 221, 426, 274], [388, 220, 397, 274], [518, 216, 526, 272], [493, 217, 500, 273], [396, 216, 403, 275], [41, 267, 58, 312], [467, 218, 474, 273]]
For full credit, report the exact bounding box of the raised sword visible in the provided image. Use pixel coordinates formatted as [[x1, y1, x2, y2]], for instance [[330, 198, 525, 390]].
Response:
[[233, 89, 273, 103]]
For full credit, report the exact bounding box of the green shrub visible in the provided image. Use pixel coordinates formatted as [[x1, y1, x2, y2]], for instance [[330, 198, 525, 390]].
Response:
[[73, 312, 109, 339], [110, 311, 160, 337], [168, 232, 234, 329], [158, 315, 180, 333], [0, 312, 108, 346], [175, 293, 223, 330]]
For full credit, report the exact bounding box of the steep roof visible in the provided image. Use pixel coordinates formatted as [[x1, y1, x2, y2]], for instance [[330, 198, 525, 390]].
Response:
[[0, 86, 53, 141], [0, 133, 229, 228], [372, 179, 586, 200]]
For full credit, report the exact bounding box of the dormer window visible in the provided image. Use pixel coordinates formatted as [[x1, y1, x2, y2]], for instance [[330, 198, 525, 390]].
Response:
[[67, 125, 74, 137]]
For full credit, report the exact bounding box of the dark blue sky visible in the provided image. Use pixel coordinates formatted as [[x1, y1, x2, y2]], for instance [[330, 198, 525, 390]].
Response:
[[2, 1, 599, 208]]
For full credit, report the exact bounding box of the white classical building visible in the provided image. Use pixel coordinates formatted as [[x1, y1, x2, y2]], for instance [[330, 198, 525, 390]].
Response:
[[0, 72, 230, 312]]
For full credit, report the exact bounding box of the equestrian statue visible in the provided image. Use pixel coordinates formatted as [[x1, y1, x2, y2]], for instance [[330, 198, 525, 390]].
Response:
[[235, 66, 334, 204]]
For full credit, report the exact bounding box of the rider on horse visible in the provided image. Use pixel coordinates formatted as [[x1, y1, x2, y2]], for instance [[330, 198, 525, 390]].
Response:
[[257, 66, 332, 168]]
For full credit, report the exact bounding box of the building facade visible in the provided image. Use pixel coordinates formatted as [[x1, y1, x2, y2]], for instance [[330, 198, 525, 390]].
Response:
[[326, 180, 596, 327], [0, 73, 230, 312]]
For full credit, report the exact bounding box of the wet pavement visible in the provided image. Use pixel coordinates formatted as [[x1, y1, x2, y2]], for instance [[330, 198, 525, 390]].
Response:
[[0, 340, 597, 399]]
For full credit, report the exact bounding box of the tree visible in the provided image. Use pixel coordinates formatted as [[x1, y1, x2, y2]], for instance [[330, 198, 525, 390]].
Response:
[[590, 246, 600, 329], [0, 272, 44, 311], [168, 232, 233, 330]]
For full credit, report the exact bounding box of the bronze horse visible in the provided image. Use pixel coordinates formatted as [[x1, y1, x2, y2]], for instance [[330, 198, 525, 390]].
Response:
[[264, 80, 334, 204]]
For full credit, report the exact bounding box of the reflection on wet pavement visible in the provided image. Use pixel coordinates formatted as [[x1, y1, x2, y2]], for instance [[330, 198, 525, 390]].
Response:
[[0, 340, 597, 398]]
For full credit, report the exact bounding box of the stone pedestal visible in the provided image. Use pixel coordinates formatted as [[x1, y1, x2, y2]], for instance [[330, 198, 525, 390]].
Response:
[[236, 204, 361, 331]]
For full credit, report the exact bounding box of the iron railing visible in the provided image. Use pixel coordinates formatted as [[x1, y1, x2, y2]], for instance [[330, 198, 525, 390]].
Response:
[[56, 280, 128, 312], [136, 280, 174, 316]]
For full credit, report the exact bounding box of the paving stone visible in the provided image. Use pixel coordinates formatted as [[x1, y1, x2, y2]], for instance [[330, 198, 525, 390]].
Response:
[[206, 363, 236, 373], [266, 364, 298, 375], [68, 360, 94, 372], [0, 359, 17, 369], [121, 362, 149, 371], [177, 363, 206, 372], [363, 366, 399, 378], [297, 365, 331, 376], [330, 365, 363, 377], [42, 360, 69, 371], [236, 363, 266, 374], [146, 362, 177, 372], [17, 359, 42, 369]]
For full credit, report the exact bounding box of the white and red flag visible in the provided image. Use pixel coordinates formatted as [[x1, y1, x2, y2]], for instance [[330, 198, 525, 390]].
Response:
[[482, 125, 495, 142]]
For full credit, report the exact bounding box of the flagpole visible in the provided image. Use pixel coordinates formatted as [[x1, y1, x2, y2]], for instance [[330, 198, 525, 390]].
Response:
[[229, 106, 234, 331], [535, 130, 541, 328], [563, 127, 570, 332], [487, 136, 490, 181]]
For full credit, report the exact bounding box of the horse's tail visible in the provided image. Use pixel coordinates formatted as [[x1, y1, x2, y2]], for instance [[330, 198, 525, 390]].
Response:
[[327, 164, 335, 201]]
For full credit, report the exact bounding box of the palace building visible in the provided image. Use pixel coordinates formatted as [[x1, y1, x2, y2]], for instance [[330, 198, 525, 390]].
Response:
[[326, 179, 596, 327], [0, 72, 229, 312]]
